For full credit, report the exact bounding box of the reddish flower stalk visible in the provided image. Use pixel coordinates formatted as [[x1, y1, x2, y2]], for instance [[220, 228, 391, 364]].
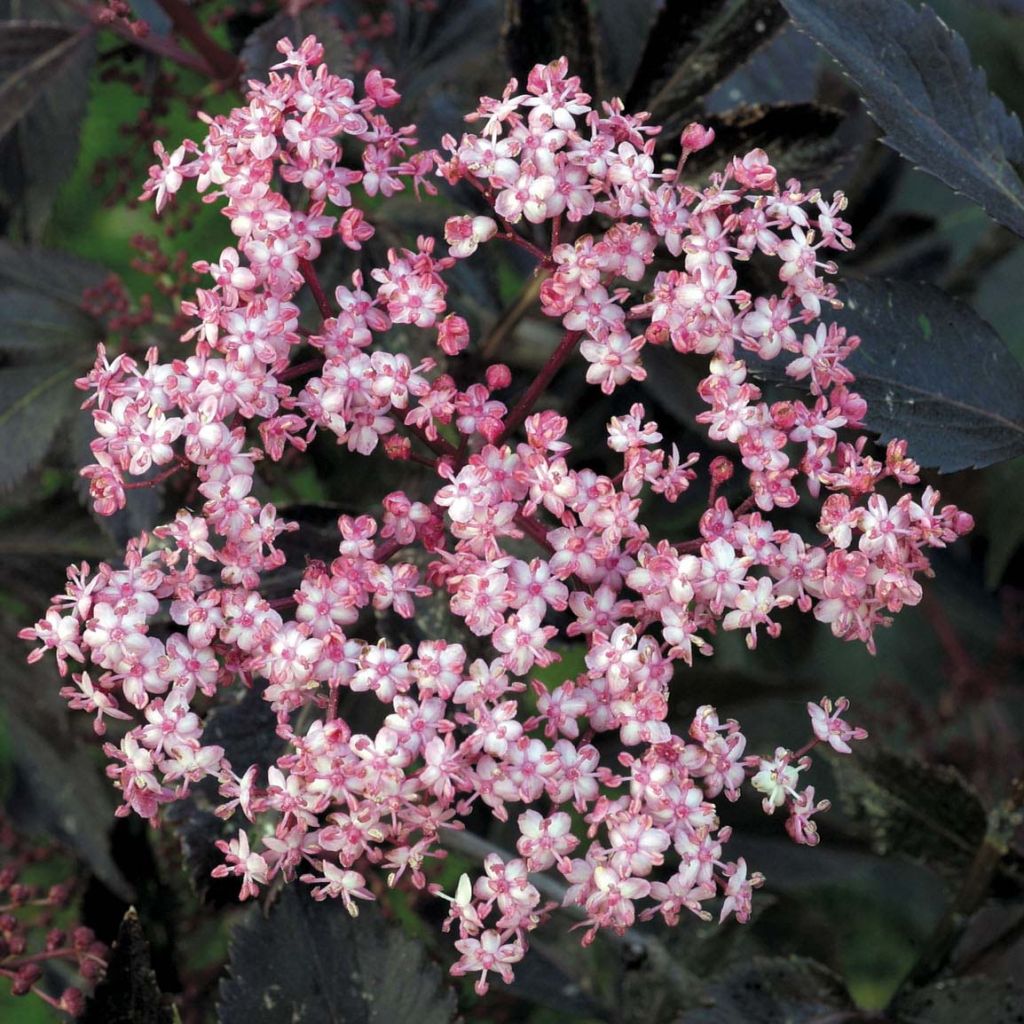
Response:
[[498, 329, 583, 443], [154, 0, 241, 81]]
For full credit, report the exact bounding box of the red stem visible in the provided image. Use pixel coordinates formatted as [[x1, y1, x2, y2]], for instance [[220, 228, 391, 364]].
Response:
[[514, 512, 554, 553], [279, 357, 325, 382], [154, 0, 241, 81], [406, 423, 458, 459], [66, 3, 211, 74], [497, 329, 582, 444], [498, 230, 551, 264], [299, 259, 335, 321], [792, 737, 821, 760], [123, 458, 188, 490]]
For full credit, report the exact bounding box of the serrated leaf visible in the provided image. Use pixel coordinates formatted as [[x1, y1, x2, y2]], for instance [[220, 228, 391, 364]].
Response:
[[0, 286, 99, 357], [81, 908, 173, 1024], [0, 362, 81, 491], [892, 977, 1024, 1024], [0, 21, 89, 141], [780, 0, 1024, 238], [681, 103, 847, 184], [679, 956, 853, 1023], [836, 278, 1024, 471], [503, 0, 599, 94], [218, 885, 457, 1024], [626, 1, 729, 108], [629, 0, 787, 124], [833, 748, 987, 889]]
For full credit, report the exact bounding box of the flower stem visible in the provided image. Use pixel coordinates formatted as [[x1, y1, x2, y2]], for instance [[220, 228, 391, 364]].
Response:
[[299, 259, 335, 321], [497, 329, 582, 444], [154, 0, 240, 81]]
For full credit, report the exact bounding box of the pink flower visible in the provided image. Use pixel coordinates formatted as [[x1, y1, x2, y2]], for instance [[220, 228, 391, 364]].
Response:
[[807, 696, 868, 753]]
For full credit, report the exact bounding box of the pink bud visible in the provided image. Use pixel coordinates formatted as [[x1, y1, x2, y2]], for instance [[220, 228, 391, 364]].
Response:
[[339, 208, 374, 250], [382, 436, 412, 461], [486, 364, 511, 389], [680, 123, 715, 154], [364, 68, 401, 108], [710, 456, 734, 484], [438, 314, 471, 356], [732, 149, 777, 190]]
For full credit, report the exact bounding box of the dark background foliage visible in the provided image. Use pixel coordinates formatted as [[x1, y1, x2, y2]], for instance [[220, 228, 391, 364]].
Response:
[[0, 1, 1022, 1021]]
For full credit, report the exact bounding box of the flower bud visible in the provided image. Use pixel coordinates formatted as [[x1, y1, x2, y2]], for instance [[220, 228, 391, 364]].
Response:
[[486, 364, 511, 389], [680, 123, 715, 154]]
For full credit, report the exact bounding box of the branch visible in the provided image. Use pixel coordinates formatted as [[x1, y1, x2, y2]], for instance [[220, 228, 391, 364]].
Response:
[[154, 0, 241, 82], [497, 329, 582, 443]]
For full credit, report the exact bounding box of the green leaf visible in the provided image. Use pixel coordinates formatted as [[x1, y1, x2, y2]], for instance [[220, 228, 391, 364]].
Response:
[[891, 977, 1024, 1023], [681, 103, 848, 185], [629, 0, 787, 125], [503, 0, 600, 94], [0, 362, 81, 491], [679, 956, 854, 1022], [81, 908, 173, 1024], [218, 885, 457, 1024], [779, 0, 1024, 238], [833, 748, 988, 890], [837, 278, 1024, 471]]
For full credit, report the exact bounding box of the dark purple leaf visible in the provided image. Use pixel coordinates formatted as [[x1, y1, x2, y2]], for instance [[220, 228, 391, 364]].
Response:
[[503, 0, 599, 95], [679, 956, 853, 1022], [81, 908, 172, 1024], [218, 885, 456, 1024], [0, 21, 90, 141], [780, 0, 1024, 237], [837, 278, 1024, 471], [891, 977, 1024, 1023]]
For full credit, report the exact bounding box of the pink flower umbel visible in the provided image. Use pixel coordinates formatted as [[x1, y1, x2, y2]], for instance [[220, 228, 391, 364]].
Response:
[[21, 36, 973, 994]]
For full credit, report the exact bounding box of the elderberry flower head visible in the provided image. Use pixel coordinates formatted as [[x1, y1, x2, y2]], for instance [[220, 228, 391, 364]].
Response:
[[20, 39, 973, 995]]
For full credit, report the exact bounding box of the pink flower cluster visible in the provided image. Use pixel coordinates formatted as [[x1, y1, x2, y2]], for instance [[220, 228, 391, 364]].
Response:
[[21, 40, 970, 992]]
